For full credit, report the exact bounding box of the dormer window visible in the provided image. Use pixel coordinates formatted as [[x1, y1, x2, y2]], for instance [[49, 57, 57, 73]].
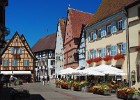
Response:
[[98, 29, 101, 38], [118, 19, 123, 31], [107, 24, 111, 35]]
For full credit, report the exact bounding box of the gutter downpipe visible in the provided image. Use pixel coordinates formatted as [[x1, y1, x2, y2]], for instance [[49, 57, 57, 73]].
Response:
[[124, 9, 131, 87]]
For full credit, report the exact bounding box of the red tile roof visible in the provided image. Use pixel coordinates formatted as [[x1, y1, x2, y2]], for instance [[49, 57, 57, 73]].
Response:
[[88, 0, 136, 26], [59, 18, 66, 41], [32, 33, 56, 52], [68, 8, 93, 38]]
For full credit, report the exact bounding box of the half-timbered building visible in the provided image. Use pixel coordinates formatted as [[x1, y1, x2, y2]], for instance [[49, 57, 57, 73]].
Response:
[[0, 32, 35, 82]]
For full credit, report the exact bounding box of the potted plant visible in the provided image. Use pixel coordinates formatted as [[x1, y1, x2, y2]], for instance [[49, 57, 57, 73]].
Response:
[[86, 59, 94, 64], [114, 53, 125, 60], [103, 55, 112, 61], [93, 57, 102, 63]]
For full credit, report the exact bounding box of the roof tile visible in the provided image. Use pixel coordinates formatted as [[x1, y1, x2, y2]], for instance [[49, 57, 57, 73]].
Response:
[[32, 33, 56, 52], [88, 0, 136, 26], [68, 8, 93, 38]]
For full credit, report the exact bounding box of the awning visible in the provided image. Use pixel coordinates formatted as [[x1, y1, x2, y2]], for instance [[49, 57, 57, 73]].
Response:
[[13, 71, 31, 75], [1, 71, 13, 75]]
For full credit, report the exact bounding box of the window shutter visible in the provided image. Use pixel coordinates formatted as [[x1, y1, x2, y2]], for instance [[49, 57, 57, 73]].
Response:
[[114, 45, 117, 55], [11, 47, 14, 54], [19, 47, 22, 54], [104, 48, 106, 57], [94, 50, 96, 58], [88, 33, 91, 42], [122, 17, 126, 29], [88, 51, 90, 59], [103, 26, 106, 36], [93, 30, 97, 40], [111, 46, 114, 56], [101, 27, 104, 38], [123, 43, 126, 54], [111, 22, 116, 33]]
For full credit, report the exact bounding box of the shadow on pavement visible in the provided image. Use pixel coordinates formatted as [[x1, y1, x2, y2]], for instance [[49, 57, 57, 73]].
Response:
[[0, 87, 45, 100]]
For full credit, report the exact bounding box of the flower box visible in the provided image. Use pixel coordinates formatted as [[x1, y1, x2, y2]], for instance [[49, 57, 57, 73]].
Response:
[[93, 57, 102, 63], [103, 55, 112, 61], [72, 81, 82, 91], [114, 53, 125, 60], [86, 59, 93, 64], [116, 87, 140, 100]]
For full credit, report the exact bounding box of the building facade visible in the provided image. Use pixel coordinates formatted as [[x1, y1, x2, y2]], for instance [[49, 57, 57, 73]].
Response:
[[55, 18, 66, 77], [85, 0, 135, 84], [127, 0, 140, 89], [78, 25, 86, 69], [32, 33, 56, 80], [64, 8, 92, 69], [0, 32, 35, 82]]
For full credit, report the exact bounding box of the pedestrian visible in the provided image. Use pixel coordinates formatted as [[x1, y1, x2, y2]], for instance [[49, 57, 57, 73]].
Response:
[[42, 76, 45, 85], [9, 75, 14, 86], [47, 75, 50, 85]]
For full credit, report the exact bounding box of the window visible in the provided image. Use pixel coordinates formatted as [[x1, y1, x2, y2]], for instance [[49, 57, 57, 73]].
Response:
[[106, 46, 111, 55], [98, 49, 102, 57], [92, 30, 97, 40], [101, 26, 106, 38], [98, 29, 101, 38], [51, 60, 55, 65], [11, 47, 22, 54], [118, 43, 123, 53], [12, 59, 18, 66], [118, 20, 123, 31], [107, 24, 111, 35], [117, 43, 126, 54], [3, 59, 9, 66], [24, 60, 29, 66]]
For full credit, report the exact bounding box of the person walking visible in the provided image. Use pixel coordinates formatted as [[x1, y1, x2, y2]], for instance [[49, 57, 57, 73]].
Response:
[[42, 76, 46, 85], [47, 75, 50, 85]]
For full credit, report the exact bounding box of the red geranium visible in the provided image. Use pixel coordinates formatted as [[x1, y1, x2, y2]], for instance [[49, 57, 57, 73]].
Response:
[[86, 59, 94, 64], [93, 57, 102, 63], [103, 55, 112, 61], [114, 53, 125, 60]]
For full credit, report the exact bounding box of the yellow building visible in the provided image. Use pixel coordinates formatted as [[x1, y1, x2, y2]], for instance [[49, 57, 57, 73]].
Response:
[[0, 32, 35, 82], [127, 1, 140, 89], [84, 0, 136, 86]]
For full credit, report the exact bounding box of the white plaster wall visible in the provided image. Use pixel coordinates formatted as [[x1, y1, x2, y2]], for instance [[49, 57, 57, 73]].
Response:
[[128, 4, 140, 89], [55, 23, 64, 75]]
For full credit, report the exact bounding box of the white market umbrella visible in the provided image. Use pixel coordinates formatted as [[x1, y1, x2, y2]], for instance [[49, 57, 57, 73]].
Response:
[[58, 68, 75, 75], [94, 64, 125, 75], [82, 67, 105, 76]]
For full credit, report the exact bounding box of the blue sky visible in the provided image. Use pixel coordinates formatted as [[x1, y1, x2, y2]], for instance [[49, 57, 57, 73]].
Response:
[[5, 0, 102, 47]]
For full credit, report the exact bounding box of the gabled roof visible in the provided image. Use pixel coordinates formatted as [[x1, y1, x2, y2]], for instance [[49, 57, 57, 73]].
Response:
[[1, 32, 35, 59], [21, 34, 35, 58], [58, 18, 66, 41], [32, 33, 56, 53], [68, 8, 93, 38], [88, 0, 136, 26]]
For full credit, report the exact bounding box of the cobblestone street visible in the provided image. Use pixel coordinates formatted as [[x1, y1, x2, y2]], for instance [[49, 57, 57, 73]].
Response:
[[3, 79, 120, 100]]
